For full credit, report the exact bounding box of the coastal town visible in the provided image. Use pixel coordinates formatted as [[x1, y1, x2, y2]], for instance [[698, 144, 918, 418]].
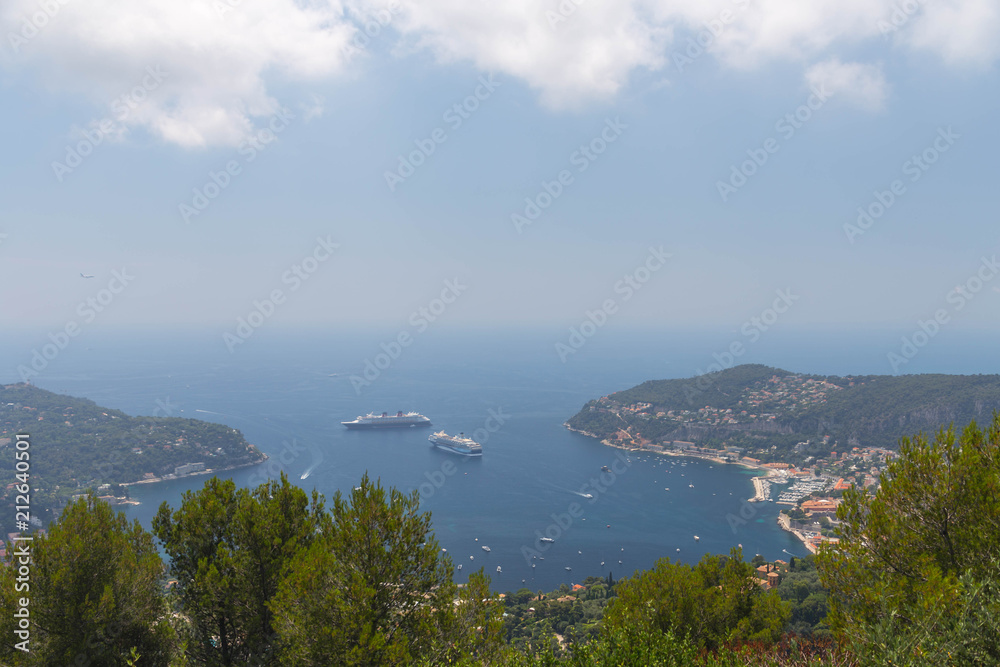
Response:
[[568, 373, 899, 554], [614, 373, 848, 429], [562, 371, 918, 552], [590, 428, 895, 553]]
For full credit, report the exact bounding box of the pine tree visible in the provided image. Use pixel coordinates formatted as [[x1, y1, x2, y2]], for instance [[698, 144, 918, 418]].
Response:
[[152, 473, 324, 665], [270, 473, 490, 665], [817, 415, 1000, 663], [2, 496, 175, 666]]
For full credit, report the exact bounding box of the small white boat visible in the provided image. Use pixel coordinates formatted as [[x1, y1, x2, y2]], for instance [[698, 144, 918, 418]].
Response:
[[482, 546, 491, 552], [601, 561, 605, 566], [496, 566, 502, 573], [457, 564, 462, 570], [564, 566, 571, 571], [694, 535, 700, 541]]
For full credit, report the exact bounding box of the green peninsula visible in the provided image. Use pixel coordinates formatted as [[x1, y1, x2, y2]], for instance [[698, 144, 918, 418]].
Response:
[[566, 364, 1000, 463], [0, 382, 266, 535]]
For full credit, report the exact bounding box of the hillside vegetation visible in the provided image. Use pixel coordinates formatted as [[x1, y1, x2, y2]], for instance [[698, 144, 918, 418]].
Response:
[[0, 383, 266, 536], [567, 364, 1000, 454]]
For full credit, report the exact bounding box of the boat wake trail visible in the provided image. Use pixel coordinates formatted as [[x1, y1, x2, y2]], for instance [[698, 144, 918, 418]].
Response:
[[195, 408, 237, 418], [544, 482, 594, 499]]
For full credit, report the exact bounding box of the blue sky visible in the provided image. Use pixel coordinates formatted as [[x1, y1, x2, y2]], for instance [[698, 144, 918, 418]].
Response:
[[1, 0, 999, 338]]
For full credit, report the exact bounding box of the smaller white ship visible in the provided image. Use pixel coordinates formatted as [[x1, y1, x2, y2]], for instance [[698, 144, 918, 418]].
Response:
[[481, 546, 491, 552], [429, 430, 483, 457]]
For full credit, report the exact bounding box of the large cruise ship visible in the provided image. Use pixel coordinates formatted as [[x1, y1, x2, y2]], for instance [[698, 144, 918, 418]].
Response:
[[342, 411, 432, 429], [428, 431, 483, 457]]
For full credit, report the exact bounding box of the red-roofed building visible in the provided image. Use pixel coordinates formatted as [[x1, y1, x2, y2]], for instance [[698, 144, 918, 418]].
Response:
[[801, 499, 839, 515]]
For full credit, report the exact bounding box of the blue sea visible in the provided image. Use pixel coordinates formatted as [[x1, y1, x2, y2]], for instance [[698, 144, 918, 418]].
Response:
[[3, 326, 998, 592]]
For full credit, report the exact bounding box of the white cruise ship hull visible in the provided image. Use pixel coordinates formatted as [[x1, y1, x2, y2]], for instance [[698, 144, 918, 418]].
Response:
[[432, 441, 483, 457], [428, 431, 483, 457]]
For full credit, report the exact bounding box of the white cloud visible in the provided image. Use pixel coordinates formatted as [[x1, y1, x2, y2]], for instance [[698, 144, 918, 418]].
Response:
[[376, 0, 997, 107], [1, 0, 357, 147], [383, 0, 671, 109], [805, 58, 888, 112], [300, 94, 327, 122], [2, 0, 997, 146], [903, 0, 1000, 66]]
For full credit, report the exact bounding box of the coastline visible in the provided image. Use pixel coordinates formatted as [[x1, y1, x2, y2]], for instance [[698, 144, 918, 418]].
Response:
[[121, 454, 269, 489], [566, 422, 771, 478], [567, 423, 812, 550], [777, 512, 817, 554]]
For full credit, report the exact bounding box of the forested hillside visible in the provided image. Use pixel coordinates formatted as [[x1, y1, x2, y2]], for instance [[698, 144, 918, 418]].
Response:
[[0, 383, 265, 536], [567, 365, 1000, 453]]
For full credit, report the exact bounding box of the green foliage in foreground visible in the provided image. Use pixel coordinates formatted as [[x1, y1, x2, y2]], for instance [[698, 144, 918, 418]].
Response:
[[152, 474, 327, 665], [0, 497, 176, 666], [605, 548, 789, 650], [270, 475, 504, 666], [818, 413, 1000, 665]]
